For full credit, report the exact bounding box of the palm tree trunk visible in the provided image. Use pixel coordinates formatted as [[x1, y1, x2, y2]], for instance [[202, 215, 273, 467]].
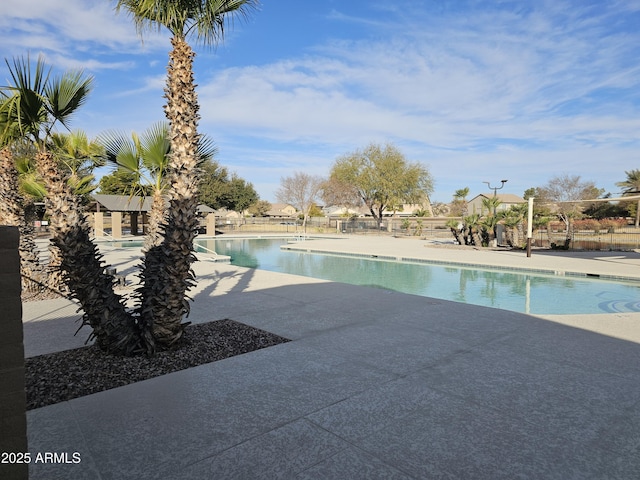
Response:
[[139, 36, 200, 347], [143, 191, 166, 252], [0, 148, 49, 294], [36, 150, 153, 355]]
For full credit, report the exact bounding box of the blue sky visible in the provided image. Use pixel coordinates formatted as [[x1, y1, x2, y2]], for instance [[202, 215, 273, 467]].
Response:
[[1, 0, 639, 203]]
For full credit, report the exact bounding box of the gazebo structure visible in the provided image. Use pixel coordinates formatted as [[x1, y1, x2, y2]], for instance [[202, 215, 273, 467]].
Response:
[[90, 194, 216, 238], [90, 194, 152, 238]]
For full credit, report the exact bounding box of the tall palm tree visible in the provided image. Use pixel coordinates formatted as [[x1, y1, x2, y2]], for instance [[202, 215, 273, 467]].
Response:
[[616, 169, 640, 228], [99, 122, 216, 251], [0, 55, 151, 355], [116, 0, 259, 346]]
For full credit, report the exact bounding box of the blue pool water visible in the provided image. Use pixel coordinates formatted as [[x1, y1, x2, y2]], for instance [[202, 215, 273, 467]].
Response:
[[193, 238, 640, 315]]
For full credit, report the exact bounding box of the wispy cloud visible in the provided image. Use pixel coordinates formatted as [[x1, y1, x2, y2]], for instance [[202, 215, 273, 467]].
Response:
[[201, 1, 640, 151], [1, 0, 638, 200]]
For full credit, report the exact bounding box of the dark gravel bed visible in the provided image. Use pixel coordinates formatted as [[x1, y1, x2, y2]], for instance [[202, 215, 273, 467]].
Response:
[[26, 319, 290, 410]]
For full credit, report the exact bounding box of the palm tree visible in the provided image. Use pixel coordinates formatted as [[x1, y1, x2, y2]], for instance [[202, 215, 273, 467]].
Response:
[[50, 130, 105, 200], [0, 148, 48, 293], [99, 122, 217, 251], [445, 218, 465, 246], [501, 205, 527, 248], [616, 169, 640, 228], [45, 131, 106, 290], [0, 55, 150, 355], [463, 213, 483, 247], [116, 0, 259, 346], [100, 123, 172, 251], [481, 196, 502, 245]]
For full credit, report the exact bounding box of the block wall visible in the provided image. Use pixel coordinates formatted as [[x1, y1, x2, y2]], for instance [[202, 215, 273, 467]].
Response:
[[0, 226, 28, 480]]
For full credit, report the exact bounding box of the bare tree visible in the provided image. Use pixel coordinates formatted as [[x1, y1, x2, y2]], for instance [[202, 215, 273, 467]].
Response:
[[276, 172, 324, 232], [537, 174, 602, 247]]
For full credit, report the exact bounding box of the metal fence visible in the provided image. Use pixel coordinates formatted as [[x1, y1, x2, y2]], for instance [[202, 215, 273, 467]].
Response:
[[534, 230, 640, 251], [214, 217, 453, 238], [210, 216, 640, 250]]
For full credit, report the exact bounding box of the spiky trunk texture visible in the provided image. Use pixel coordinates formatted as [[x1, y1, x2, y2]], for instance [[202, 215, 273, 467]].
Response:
[[46, 244, 67, 293], [0, 148, 49, 293], [138, 36, 200, 347], [143, 191, 166, 252], [36, 150, 154, 355]]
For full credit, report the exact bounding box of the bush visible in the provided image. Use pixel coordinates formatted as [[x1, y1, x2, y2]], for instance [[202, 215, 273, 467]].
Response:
[[599, 218, 627, 232], [573, 219, 601, 233]]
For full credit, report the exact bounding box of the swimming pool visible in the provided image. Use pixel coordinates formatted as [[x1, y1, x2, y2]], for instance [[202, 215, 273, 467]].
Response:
[[194, 237, 640, 315]]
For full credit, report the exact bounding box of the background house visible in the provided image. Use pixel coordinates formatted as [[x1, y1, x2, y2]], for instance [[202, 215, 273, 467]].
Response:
[[265, 203, 297, 217]]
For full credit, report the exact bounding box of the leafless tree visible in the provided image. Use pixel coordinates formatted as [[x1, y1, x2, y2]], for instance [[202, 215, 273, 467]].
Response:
[[537, 174, 602, 247], [276, 172, 325, 232]]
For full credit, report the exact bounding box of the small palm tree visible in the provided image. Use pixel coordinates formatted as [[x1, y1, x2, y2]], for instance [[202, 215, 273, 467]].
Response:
[[100, 123, 172, 250], [453, 187, 470, 216], [616, 169, 640, 228], [50, 130, 105, 199], [463, 213, 483, 247], [445, 218, 465, 245], [501, 205, 527, 248], [116, 0, 259, 346], [481, 196, 502, 245], [99, 122, 217, 251]]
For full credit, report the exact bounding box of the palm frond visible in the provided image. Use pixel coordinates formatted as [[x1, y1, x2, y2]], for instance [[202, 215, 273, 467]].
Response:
[[197, 132, 218, 164], [44, 69, 94, 131], [139, 121, 170, 176]]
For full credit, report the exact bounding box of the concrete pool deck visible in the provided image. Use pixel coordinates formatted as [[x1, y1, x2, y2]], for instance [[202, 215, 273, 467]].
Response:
[[22, 235, 640, 479]]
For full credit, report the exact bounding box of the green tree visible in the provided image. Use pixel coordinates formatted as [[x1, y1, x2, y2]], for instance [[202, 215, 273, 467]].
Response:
[[116, 0, 259, 347], [198, 160, 230, 210], [616, 169, 640, 227], [97, 169, 148, 195], [329, 142, 434, 224], [223, 174, 258, 217], [247, 199, 271, 217]]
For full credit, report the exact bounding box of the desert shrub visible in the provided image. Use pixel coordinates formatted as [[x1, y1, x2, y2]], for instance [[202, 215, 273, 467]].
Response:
[[599, 218, 627, 232], [574, 219, 601, 233]]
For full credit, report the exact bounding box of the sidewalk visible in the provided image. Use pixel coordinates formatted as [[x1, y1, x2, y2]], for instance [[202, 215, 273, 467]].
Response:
[[23, 236, 640, 479]]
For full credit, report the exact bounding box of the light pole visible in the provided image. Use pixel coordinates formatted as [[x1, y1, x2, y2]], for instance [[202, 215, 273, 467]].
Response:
[[483, 179, 508, 215]]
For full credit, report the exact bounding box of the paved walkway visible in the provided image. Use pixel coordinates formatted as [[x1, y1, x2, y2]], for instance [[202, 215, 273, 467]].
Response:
[[23, 235, 640, 479]]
